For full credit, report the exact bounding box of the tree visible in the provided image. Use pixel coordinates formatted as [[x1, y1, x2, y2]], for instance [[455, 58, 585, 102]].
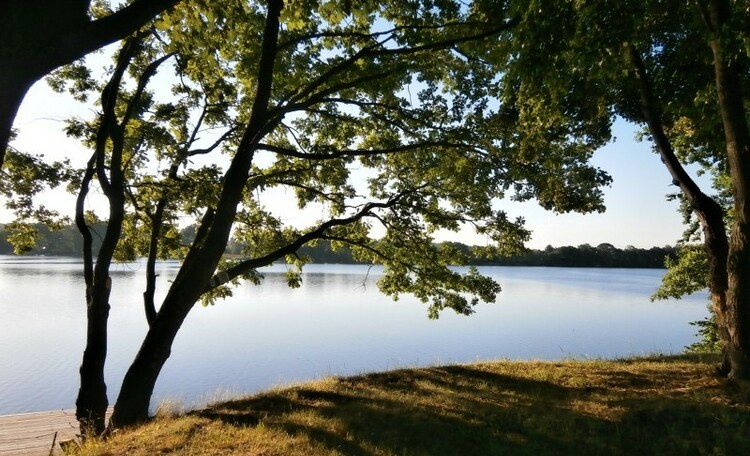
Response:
[[0, 0, 180, 171], [41, 0, 612, 434], [488, 0, 749, 378]]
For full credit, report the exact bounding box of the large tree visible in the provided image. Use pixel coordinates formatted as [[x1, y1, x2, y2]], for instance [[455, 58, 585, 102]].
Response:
[[489, 0, 750, 378], [41, 0, 612, 434], [0, 0, 179, 171]]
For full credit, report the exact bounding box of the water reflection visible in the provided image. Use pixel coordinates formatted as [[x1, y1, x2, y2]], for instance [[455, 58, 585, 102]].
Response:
[[0, 256, 708, 414]]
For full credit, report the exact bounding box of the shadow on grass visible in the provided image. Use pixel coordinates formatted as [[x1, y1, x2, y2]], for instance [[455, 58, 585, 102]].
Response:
[[195, 361, 750, 456]]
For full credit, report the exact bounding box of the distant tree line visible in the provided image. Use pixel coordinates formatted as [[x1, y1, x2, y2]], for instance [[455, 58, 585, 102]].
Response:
[[445, 242, 676, 268], [0, 222, 191, 257], [1, 223, 674, 269], [0, 222, 105, 256]]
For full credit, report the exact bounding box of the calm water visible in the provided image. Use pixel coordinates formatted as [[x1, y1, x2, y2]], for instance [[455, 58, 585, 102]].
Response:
[[0, 256, 708, 415]]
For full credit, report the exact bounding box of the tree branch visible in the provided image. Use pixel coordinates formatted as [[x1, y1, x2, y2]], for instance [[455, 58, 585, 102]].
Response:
[[626, 44, 711, 205], [626, 41, 730, 344], [187, 126, 239, 156], [94, 34, 142, 198], [320, 234, 394, 263], [203, 198, 402, 292], [277, 68, 403, 117], [256, 140, 466, 160], [75, 152, 96, 289], [278, 20, 500, 50], [281, 20, 513, 108], [264, 178, 349, 206], [50, 0, 179, 71], [121, 52, 176, 128]]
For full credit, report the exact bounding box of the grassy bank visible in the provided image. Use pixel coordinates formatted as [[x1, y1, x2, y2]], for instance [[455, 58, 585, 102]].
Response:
[[69, 354, 749, 455]]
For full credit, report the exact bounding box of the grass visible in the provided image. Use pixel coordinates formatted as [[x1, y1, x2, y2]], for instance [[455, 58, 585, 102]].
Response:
[[68, 354, 750, 455]]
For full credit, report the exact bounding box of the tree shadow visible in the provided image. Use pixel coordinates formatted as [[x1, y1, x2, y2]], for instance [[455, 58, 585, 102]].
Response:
[[190, 361, 750, 455]]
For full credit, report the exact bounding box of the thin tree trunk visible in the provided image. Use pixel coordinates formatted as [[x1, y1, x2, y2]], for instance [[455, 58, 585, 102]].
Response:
[[705, 0, 750, 380], [143, 205, 163, 326], [75, 281, 112, 436], [73, 154, 108, 436], [75, 35, 140, 436], [76, 198, 127, 437]]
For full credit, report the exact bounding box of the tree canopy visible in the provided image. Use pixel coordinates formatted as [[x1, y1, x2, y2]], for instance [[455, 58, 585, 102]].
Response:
[[10, 0, 747, 436], [484, 0, 750, 378], [2, 0, 614, 434]]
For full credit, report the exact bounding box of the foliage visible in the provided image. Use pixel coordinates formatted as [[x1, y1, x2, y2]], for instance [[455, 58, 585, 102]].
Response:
[[0, 147, 74, 253], [8, 0, 641, 430], [0, 222, 104, 256], [686, 312, 724, 353], [482, 0, 750, 369], [652, 244, 709, 301], [483, 0, 740, 189], [651, 244, 719, 352]]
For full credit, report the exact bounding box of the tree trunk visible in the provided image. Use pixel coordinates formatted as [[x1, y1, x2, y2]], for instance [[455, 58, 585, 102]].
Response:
[[75, 280, 111, 436], [76, 204, 126, 436], [74, 32, 138, 434], [110, 206, 237, 427], [696, 194, 732, 374], [706, 0, 750, 380], [108, 0, 284, 428], [726, 220, 750, 379], [626, 43, 732, 373], [109, 288, 195, 427]]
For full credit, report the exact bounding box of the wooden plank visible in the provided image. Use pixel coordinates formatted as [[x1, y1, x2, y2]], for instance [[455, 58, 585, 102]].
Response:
[[0, 409, 112, 456]]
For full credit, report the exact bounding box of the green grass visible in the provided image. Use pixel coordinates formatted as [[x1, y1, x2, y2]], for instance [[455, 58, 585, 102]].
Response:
[[69, 354, 750, 455]]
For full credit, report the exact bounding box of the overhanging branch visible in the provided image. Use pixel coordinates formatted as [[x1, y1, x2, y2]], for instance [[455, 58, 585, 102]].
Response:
[[52, 0, 180, 71], [256, 140, 466, 160], [202, 198, 402, 293]]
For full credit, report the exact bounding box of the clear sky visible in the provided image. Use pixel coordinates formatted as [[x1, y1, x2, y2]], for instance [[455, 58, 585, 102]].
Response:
[[492, 120, 711, 249], [5, 78, 712, 250]]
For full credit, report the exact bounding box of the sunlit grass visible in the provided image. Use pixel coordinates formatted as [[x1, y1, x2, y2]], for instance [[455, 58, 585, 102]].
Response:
[[68, 354, 750, 455]]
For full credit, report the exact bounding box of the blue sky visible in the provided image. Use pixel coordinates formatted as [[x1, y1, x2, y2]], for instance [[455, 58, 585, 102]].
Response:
[[492, 120, 709, 249], [5, 79, 709, 250]]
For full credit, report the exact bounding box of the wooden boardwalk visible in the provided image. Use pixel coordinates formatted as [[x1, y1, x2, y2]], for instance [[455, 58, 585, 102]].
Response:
[[0, 409, 80, 455]]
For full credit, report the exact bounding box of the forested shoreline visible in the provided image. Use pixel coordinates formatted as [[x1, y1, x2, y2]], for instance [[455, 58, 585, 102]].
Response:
[[0, 223, 675, 268]]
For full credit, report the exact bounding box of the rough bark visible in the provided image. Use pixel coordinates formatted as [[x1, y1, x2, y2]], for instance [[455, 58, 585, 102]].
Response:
[[108, 0, 286, 429], [0, 0, 179, 169], [704, 0, 750, 379], [627, 44, 732, 374]]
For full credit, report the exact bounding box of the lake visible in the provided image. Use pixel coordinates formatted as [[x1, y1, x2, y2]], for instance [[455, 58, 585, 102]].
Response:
[[0, 256, 709, 415]]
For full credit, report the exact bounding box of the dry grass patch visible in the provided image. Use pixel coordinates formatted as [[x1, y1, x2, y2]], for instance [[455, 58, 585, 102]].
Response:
[[67, 354, 750, 456]]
